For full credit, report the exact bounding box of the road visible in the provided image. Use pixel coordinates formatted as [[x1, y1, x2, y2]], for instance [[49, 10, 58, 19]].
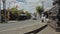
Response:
[[0, 19, 41, 32]]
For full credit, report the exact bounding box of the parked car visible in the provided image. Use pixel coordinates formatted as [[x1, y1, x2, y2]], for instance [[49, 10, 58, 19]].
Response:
[[18, 14, 27, 20]]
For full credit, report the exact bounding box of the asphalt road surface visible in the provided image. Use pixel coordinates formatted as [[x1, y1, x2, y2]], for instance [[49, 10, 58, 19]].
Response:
[[0, 19, 41, 32]]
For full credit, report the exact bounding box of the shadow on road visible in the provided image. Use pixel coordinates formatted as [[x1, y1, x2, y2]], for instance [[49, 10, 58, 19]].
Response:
[[24, 24, 47, 34]]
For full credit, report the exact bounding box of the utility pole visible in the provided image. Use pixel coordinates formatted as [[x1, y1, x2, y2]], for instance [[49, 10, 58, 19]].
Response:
[[41, 1, 44, 18], [0, 0, 1, 22], [41, 1, 44, 13], [7, 2, 11, 21], [41, 1, 44, 9]]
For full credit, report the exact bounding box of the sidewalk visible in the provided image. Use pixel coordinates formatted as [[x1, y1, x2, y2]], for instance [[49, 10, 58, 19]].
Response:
[[37, 25, 56, 34]]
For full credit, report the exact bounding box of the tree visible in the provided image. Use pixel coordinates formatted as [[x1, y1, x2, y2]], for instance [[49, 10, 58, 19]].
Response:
[[10, 7, 17, 14], [36, 6, 43, 18], [25, 11, 31, 19], [10, 7, 18, 20]]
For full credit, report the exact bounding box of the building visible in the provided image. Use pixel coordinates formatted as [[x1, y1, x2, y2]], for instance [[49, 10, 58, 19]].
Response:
[[49, 0, 60, 31]]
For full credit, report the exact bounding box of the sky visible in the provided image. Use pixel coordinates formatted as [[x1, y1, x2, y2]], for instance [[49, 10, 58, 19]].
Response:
[[1, 0, 53, 13]]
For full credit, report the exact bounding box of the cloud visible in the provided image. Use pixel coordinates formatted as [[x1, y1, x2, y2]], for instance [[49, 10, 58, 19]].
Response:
[[25, 0, 39, 3], [1, 0, 53, 13]]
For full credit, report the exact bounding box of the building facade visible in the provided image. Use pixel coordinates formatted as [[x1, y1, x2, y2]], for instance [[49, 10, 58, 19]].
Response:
[[49, 0, 60, 31]]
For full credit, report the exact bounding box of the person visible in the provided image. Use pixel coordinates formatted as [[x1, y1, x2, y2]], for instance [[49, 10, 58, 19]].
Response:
[[41, 14, 46, 22]]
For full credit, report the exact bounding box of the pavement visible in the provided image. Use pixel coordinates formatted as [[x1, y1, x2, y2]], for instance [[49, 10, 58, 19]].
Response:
[[37, 25, 60, 34], [37, 25, 56, 34], [0, 19, 47, 34]]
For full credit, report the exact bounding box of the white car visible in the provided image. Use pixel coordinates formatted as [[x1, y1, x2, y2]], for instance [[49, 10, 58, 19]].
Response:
[[32, 16, 36, 20]]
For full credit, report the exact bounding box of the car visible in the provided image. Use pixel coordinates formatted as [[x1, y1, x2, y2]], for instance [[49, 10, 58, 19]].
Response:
[[33, 18, 36, 20], [32, 16, 37, 20], [18, 14, 27, 20]]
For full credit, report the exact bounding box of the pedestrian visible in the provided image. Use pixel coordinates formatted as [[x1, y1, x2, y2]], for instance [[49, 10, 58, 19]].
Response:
[[41, 14, 46, 22]]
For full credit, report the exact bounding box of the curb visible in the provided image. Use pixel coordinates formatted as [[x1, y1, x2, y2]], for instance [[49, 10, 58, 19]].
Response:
[[24, 24, 47, 34]]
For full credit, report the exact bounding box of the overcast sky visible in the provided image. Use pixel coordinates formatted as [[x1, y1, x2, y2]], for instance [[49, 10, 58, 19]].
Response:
[[1, 0, 53, 13]]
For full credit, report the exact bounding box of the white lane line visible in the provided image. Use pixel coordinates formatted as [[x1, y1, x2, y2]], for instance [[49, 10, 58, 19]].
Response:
[[0, 22, 45, 32]]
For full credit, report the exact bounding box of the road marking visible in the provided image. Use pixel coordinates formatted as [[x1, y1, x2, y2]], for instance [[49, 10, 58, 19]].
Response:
[[0, 22, 46, 32]]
